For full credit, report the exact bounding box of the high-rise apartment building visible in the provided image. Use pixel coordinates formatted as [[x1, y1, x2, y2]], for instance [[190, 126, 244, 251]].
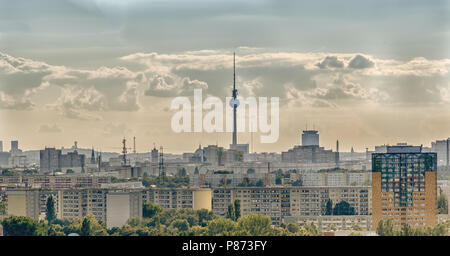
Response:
[[372, 145, 437, 229]]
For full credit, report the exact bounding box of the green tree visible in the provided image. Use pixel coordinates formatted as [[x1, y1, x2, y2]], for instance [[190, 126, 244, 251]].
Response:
[[0, 201, 6, 215], [46, 195, 56, 223], [47, 224, 66, 236], [285, 223, 300, 234], [206, 218, 237, 236], [247, 168, 255, 174], [236, 214, 273, 236], [376, 219, 395, 236], [234, 199, 241, 220], [255, 179, 264, 187], [1, 216, 46, 236], [80, 217, 92, 236], [227, 203, 236, 221], [437, 188, 448, 214], [196, 209, 216, 227], [143, 202, 163, 219], [325, 199, 333, 215], [332, 200, 355, 215], [171, 219, 190, 232], [79, 213, 107, 236]]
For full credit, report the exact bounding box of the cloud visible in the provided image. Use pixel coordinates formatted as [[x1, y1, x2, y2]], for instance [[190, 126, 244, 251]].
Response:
[[144, 74, 208, 97], [38, 124, 62, 133], [1, 50, 449, 117], [347, 54, 374, 69], [316, 56, 344, 69]]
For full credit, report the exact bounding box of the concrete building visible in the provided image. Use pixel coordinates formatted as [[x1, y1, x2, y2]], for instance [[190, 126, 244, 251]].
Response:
[[189, 171, 276, 187], [142, 187, 212, 211], [5, 190, 40, 219], [59, 189, 107, 222], [212, 186, 371, 226], [372, 145, 437, 229], [299, 171, 371, 187], [106, 191, 142, 228]]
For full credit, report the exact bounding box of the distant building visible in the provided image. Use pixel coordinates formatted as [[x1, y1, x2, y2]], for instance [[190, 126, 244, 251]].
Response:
[[39, 148, 85, 174], [151, 147, 159, 163], [302, 130, 319, 146], [189, 171, 276, 187], [281, 145, 338, 164], [10, 141, 19, 153], [431, 138, 449, 166], [372, 145, 437, 229], [0, 152, 11, 167]]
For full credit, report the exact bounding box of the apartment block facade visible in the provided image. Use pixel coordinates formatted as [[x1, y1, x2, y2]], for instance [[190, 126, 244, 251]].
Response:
[[212, 186, 371, 226], [372, 146, 437, 229]]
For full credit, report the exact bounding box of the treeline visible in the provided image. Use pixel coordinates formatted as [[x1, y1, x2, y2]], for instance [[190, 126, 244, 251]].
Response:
[[0, 202, 320, 236], [376, 219, 449, 236], [142, 176, 189, 188]]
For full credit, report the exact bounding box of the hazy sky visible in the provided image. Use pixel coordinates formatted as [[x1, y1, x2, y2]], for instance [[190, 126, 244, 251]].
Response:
[[0, 0, 449, 153]]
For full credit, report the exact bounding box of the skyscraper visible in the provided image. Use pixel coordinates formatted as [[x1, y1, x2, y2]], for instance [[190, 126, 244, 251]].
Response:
[[372, 145, 437, 229]]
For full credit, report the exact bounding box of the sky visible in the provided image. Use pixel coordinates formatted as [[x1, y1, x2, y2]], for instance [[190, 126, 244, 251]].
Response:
[[0, 0, 449, 153]]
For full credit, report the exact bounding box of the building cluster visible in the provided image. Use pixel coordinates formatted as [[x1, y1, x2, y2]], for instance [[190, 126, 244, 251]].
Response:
[[212, 186, 371, 226], [3, 186, 211, 229], [0, 175, 111, 189]]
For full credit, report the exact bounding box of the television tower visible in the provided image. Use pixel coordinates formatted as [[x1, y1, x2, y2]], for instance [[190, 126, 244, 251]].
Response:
[[230, 52, 239, 146]]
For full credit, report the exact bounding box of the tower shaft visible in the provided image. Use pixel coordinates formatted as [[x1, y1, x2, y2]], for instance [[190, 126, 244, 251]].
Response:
[[232, 52, 237, 146]]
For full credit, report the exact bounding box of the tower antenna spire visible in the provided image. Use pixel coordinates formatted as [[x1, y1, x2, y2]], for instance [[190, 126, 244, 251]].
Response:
[[231, 52, 238, 146]]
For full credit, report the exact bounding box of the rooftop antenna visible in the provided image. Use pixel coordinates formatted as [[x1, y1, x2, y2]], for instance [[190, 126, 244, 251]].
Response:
[[133, 136, 136, 154], [122, 137, 127, 166]]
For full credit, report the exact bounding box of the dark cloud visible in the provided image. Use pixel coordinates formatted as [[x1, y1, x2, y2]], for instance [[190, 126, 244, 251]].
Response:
[[347, 55, 374, 69]]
